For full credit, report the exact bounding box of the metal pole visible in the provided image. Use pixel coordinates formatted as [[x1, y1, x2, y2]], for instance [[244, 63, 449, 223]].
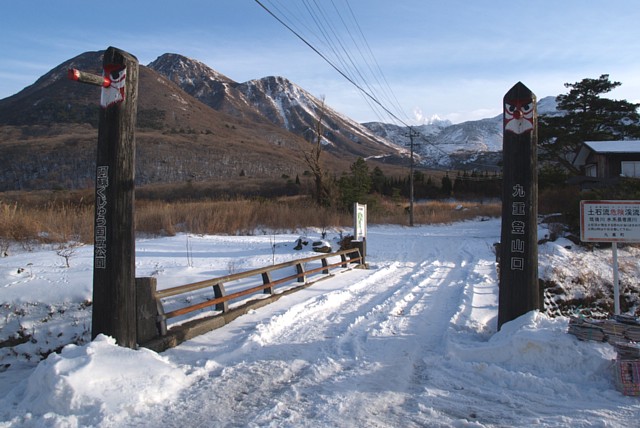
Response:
[[612, 242, 620, 315], [404, 129, 419, 227], [409, 133, 414, 227]]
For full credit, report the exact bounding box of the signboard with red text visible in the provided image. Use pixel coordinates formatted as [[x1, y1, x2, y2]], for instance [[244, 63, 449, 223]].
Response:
[[580, 200, 640, 242]]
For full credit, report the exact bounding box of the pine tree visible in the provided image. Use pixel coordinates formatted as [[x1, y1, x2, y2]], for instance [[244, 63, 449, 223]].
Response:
[[338, 158, 372, 210], [539, 74, 640, 174], [370, 166, 386, 194], [441, 173, 453, 197]]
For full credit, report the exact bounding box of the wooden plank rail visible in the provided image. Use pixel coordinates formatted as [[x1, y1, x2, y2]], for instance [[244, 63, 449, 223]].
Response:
[[137, 247, 364, 351]]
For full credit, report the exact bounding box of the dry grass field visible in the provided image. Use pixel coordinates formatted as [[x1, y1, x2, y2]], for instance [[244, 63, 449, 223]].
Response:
[[0, 187, 501, 246]]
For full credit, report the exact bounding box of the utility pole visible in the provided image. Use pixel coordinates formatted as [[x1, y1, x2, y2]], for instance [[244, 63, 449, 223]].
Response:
[[404, 128, 420, 226]]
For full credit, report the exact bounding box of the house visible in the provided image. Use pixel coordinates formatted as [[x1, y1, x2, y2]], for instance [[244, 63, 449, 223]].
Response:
[[573, 140, 640, 179]]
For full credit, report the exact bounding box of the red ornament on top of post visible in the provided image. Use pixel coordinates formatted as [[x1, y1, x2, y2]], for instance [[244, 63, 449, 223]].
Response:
[[67, 64, 127, 108], [100, 65, 126, 108]]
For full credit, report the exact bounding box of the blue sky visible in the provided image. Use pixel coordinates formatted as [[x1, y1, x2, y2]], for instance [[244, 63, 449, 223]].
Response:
[[1, 0, 639, 124]]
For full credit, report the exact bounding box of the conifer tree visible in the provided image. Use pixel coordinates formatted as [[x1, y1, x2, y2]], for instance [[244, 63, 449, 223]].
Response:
[[539, 74, 640, 174], [441, 173, 453, 197], [338, 157, 372, 210]]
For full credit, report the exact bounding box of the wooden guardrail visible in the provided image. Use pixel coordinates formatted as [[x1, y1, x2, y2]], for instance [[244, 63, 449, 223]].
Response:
[[137, 247, 364, 351]]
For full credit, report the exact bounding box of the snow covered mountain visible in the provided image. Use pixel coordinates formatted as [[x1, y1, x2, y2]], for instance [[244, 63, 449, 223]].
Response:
[[0, 51, 408, 191], [0, 47, 563, 192], [150, 48, 561, 171], [363, 116, 502, 169], [148, 53, 406, 162], [364, 95, 558, 170]]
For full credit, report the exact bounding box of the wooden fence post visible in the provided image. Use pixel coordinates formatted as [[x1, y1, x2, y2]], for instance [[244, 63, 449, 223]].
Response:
[[90, 47, 139, 348], [262, 272, 274, 294], [296, 263, 306, 282], [498, 82, 540, 330], [136, 277, 164, 343], [352, 239, 366, 265], [213, 283, 229, 312]]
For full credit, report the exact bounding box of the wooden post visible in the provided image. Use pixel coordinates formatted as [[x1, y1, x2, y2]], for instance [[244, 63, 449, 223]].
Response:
[[296, 263, 306, 283], [321, 258, 329, 275], [262, 272, 274, 294], [213, 283, 229, 312], [352, 240, 366, 265], [498, 82, 540, 330], [90, 47, 139, 347], [136, 277, 165, 343]]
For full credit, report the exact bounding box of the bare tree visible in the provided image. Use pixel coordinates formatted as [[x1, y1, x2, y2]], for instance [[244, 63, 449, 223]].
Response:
[[56, 236, 82, 268], [303, 97, 332, 206]]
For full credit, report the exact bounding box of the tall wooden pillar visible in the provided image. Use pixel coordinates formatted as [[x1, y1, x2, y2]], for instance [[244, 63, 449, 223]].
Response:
[[498, 82, 540, 330], [91, 47, 139, 348]]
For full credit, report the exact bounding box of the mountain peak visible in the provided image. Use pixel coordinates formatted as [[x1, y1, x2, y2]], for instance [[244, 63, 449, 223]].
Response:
[[537, 95, 560, 116], [148, 59, 403, 160], [148, 53, 235, 86], [413, 110, 452, 127]]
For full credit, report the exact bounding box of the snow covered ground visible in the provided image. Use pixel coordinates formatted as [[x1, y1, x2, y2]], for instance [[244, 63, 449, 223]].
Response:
[[1, 218, 639, 427]]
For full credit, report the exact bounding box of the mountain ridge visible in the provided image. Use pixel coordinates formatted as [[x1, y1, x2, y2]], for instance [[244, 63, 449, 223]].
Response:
[[0, 50, 408, 192], [363, 95, 559, 170], [147, 53, 406, 161], [0, 49, 563, 192]]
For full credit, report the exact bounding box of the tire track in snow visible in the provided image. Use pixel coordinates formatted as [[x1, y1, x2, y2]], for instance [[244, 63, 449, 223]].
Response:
[[247, 262, 407, 347], [315, 246, 482, 426], [239, 236, 489, 427], [303, 233, 500, 427], [137, 224, 500, 427]]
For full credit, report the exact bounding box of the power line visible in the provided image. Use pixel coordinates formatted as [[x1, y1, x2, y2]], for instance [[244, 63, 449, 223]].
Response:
[[338, 0, 410, 122], [255, 1, 502, 174], [254, 0, 411, 128], [275, 0, 398, 124]]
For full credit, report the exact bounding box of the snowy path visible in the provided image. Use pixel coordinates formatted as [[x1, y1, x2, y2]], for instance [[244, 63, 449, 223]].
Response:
[[2, 219, 639, 427], [128, 221, 511, 427]]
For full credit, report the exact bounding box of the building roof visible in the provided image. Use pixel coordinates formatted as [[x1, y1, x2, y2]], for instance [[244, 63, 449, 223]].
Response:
[[583, 140, 640, 153], [574, 140, 640, 168]]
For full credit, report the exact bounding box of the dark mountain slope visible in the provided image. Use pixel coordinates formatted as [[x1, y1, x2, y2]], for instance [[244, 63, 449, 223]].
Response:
[[0, 51, 358, 191]]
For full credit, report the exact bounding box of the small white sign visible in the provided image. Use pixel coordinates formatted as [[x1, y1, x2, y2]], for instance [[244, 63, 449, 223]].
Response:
[[354, 203, 367, 241], [580, 200, 640, 242]]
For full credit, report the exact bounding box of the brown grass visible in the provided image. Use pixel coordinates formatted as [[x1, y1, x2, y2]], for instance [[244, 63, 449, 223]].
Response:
[[1, 191, 501, 245], [135, 198, 352, 236], [369, 198, 501, 225], [0, 200, 94, 247]]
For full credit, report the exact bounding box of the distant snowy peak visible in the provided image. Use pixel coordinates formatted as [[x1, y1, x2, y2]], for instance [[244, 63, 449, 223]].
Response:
[[243, 76, 305, 100], [149, 53, 235, 86], [364, 95, 562, 169], [238, 75, 322, 125], [422, 115, 453, 127], [364, 116, 502, 168], [537, 95, 560, 116], [148, 54, 237, 106], [238, 76, 402, 153]]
